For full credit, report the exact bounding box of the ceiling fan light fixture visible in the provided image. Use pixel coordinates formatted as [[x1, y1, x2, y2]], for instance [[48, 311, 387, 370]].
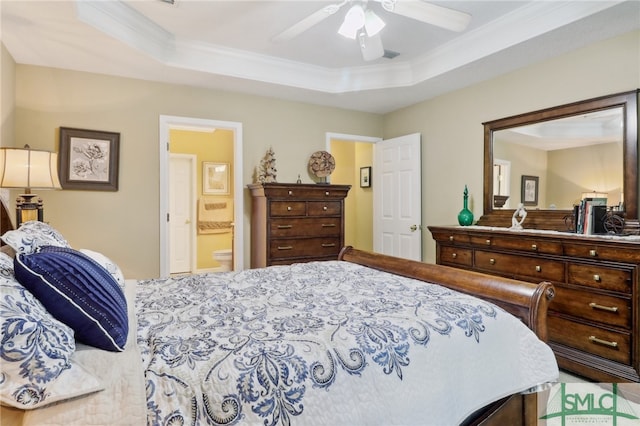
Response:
[[359, 32, 384, 61], [364, 10, 385, 36], [338, 4, 365, 39]]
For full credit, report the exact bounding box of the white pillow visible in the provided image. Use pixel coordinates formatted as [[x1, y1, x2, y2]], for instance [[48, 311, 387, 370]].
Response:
[[1, 221, 69, 255], [80, 249, 125, 288], [0, 257, 103, 409]]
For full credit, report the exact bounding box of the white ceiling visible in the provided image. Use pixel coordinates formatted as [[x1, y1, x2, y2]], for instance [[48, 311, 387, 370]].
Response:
[[1, 1, 639, 114]]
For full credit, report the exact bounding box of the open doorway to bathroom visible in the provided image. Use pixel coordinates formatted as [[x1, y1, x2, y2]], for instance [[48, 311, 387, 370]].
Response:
[[159, 116, 244, 278]]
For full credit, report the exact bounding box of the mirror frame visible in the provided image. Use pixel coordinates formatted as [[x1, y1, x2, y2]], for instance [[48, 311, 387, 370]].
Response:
[[478, 90, 639, 232]]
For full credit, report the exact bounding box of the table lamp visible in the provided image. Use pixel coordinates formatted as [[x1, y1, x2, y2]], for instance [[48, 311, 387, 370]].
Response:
[[0, 145, 61, 226]]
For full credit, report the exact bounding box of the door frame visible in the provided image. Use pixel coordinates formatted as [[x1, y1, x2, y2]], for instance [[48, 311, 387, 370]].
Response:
[[169, 153, 197, 274], [159, 115, 244, 278]]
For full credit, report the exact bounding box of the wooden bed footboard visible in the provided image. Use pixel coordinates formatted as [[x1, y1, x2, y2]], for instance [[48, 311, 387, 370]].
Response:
[[338, 246, 555, 341]]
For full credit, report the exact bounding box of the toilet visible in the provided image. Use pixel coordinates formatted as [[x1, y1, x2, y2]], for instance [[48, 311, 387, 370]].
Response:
[[213, 249, 233, 272]]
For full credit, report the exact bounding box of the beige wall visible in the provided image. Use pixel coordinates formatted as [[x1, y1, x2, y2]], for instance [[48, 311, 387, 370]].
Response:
[[2, 30, 638, 275], [7, 64, 382, 278], [1, 44, 15, 149], [384, 30, 639, 263]]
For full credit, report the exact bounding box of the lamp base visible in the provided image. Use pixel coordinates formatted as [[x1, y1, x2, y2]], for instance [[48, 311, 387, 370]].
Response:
[[16, 193, 44, 226]]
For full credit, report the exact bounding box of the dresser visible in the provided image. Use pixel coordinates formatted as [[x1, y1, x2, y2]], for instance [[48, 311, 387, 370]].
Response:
[[248, 183, 350, 268], [428, 225, 640, 382]]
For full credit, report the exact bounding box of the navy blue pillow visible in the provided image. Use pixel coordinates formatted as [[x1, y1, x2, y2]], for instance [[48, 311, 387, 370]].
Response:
[[14, 246, 128, 352]]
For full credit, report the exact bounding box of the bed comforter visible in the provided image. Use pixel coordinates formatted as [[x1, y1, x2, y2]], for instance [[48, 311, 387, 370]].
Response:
[[135, 260, 558, 426]]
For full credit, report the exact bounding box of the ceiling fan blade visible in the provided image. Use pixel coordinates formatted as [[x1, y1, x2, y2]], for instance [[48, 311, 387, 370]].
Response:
[[360, 33, 384, 61], [272, 2, 345, 43], [384, 0, 471, 32]]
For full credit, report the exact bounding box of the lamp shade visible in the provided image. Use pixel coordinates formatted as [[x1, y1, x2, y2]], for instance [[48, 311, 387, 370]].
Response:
[[0, 147, 61, 190]]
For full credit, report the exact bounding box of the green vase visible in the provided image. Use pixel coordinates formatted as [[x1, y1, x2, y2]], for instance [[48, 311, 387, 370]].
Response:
[[458, 185, 474, 226]]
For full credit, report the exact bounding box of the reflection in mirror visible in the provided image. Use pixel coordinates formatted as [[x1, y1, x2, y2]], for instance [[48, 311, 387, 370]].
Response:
[[492, 108, 624, 210], [479, 90, 638, 232]]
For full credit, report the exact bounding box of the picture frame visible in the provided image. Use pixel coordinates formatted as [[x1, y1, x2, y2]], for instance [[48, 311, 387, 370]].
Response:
[[521, 175, 539, 206], [59, 127, 120, 191], [360, 166, 372, 188], [203, 162, 229, 194]]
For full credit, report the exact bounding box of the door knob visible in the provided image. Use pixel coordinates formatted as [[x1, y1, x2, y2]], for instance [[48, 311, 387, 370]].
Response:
[[185, 219, 191, 224], [410, 224, 420, 232]]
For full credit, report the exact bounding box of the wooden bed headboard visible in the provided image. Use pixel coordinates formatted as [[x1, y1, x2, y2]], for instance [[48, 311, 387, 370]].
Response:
[[338, 246, 555, 341], [1, 197, 14, 242]]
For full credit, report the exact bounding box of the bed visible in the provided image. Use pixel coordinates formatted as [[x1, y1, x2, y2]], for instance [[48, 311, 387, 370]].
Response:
[[1, 221, 558, 426]]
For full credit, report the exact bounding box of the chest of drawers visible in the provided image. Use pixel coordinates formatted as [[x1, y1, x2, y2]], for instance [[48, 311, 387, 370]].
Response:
[[248, 183, 350, 268], [428, 225, 640, 382]]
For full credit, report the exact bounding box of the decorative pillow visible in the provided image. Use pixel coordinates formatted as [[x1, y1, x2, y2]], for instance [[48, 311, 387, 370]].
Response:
[[0, 270, 103, 409], [80, 249, 125, 288], [1, 221, 70, 255], [14, 246, 128, 352]]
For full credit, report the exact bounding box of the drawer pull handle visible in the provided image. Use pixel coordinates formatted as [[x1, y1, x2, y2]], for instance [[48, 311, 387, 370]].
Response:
[[535, 265, 541, 272], [593, 274, 601, 282], [452, 253, 457, 259], [325, 191, 330, 196], [321, 243, 336, 248], [288, 190, 293, 196], [287, 206, 292, 211], [277, 246, 293, 250], [589, 249, 597, 257], [531, 244, 537, 251], [449, 236, 454, 241], [489, 258, 495, 265], [277, 225, 293, 229], [589, 302, 618, 313], [588, 336, 618, 348], [323, 206, 328, 211], [321, 223, 336, 228], [485, 239, 491, 246]]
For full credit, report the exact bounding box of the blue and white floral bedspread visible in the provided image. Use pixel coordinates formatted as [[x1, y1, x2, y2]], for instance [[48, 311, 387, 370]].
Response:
[[135, 261, 558, 426]]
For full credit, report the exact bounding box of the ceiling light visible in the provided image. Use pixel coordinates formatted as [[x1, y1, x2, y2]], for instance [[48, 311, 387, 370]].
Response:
[[359, 32, 384, 61], [364, 9, 385, 36], [338, 4, 365, 39]]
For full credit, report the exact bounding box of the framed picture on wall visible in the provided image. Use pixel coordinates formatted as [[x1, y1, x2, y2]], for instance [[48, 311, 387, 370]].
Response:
[[58, 127, 120, 191], [203, 162, 229, 194], [521, 175, 539, 206], [360, 166, 372, 188]]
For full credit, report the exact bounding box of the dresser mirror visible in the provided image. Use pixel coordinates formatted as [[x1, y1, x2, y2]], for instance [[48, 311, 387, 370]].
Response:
[[478, 90, 639, 231]]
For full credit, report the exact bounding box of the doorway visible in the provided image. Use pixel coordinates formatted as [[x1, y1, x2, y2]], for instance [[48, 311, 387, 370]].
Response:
[[328, 132, 422, 261], [328, 133, 380, 251], [159, 116, 244, 278]]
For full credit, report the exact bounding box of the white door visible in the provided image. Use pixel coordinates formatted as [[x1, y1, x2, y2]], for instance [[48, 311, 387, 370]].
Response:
[[169, 154, 196, 274], [373, 133, 422, 261]]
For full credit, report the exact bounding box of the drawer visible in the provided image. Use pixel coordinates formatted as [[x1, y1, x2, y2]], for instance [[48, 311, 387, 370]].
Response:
[[474, 250, 565, 281], [270, 218, 341, 237], [308, 201, 342, 216], [551, 286, 631, 328], [270, 237, 341, 259], [549, 315, 631, 364], [270, 201, 306, 216], [439, 246, 472, 267], [564, 242, 640, 263], [431, 231, 470, 245], [475, 235, 563, 255], [567, 263, 632, 293], [264, 187, 349, 200]]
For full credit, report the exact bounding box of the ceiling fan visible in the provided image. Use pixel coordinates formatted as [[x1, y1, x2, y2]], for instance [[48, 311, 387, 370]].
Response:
[[272, 0, 472, 61]]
